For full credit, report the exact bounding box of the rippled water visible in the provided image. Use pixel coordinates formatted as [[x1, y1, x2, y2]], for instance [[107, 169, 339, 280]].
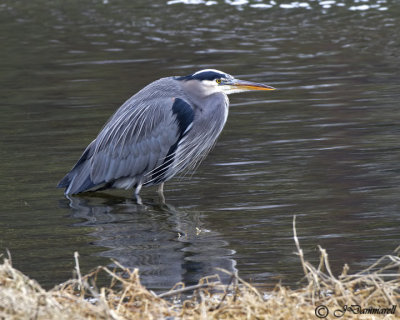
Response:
[[1, 0, 400, 290]]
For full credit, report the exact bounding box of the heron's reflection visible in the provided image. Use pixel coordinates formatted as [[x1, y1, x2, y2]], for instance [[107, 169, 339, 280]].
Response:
[[61, 194, 237, 291]]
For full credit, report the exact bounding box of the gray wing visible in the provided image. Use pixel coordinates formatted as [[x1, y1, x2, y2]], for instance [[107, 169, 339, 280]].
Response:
[[90, 96, 193, 187], [58, 78, 195, 195]]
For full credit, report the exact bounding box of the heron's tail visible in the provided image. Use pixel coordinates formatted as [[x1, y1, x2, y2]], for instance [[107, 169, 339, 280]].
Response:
[[57, 141, 98, 195], [57, 162, 97, 195]]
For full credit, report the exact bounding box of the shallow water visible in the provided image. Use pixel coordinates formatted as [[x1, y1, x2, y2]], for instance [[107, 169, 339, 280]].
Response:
[[1, 0, 400, 290]]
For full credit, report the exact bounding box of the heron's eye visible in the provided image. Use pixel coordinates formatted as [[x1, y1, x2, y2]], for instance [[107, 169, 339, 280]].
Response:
[[216, 79, 222, 84]]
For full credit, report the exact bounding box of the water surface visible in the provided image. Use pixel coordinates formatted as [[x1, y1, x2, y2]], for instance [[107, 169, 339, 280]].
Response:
[[1, 0, 400, 290]]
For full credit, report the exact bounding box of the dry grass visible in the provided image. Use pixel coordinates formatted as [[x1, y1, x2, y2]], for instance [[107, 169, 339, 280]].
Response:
[[1, 216, 400, 319]]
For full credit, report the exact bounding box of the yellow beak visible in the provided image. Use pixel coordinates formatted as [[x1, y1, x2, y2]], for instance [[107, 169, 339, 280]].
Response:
[[231, 79, 275, 91]]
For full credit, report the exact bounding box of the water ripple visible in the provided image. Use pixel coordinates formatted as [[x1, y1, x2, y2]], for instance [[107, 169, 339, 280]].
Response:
[[216, 204, 293, 211], [167, 0, 389, 11]]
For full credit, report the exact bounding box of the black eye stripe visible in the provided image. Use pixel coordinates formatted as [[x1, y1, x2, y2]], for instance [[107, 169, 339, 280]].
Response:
[[192, 71, 225, 81], [176, 71, 228, 81]]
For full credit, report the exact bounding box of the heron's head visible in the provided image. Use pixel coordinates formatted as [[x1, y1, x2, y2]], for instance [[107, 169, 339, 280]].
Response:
[[176, 69, 275, 96]]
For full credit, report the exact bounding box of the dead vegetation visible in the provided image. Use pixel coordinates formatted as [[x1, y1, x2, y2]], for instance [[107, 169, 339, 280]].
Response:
[[1, 216, 399, 319]]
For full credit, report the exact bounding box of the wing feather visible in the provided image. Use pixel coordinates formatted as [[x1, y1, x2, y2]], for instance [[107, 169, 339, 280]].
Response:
[[89, 95, 189, 186]]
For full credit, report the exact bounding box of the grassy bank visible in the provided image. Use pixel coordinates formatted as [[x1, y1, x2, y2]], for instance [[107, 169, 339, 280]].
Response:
[[1, 218, 399, 319]]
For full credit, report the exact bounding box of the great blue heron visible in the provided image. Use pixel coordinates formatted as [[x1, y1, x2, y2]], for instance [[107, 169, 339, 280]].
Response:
[[58, 69, 275, 197]]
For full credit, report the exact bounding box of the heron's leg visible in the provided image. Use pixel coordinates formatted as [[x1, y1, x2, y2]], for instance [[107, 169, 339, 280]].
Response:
[[135, 194, 143, 205], [134, 183, 143, 205], [157, 183, 165, 204], [134, 183, 142, 195]]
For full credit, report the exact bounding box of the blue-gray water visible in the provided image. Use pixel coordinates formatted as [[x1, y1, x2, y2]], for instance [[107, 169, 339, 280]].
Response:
[[1, 0, 400, 290]]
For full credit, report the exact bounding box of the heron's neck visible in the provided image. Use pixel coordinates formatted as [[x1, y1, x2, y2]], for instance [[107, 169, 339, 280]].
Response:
[[180, 80, 227, 107]]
